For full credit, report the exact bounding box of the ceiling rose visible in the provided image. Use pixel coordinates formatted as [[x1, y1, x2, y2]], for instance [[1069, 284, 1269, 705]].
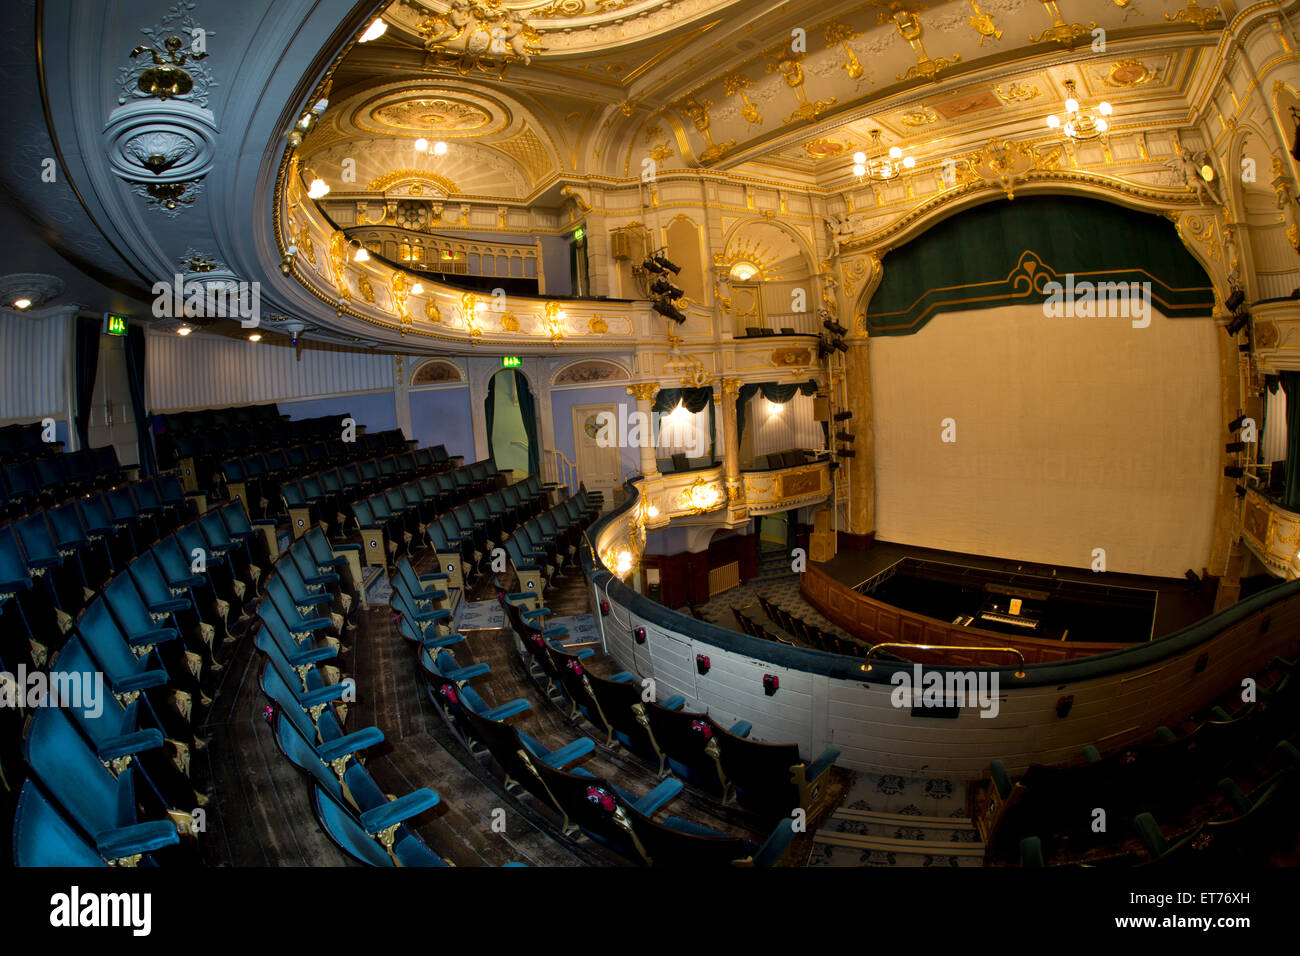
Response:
[[371, 96, 491, 133]]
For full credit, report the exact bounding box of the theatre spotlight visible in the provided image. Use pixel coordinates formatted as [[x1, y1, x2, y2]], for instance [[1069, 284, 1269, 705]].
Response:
[[652, 299, 686, 323], [1224, 287, 1245, 312], [833, 338, 849, 353], [1228, 413, 1247, 431], [837, 449, 857, 459], [1234, 484, 1248, 497], [651, 252, 680, 275], [817, 335, 834, 360], [1225, 311, 1250, 335], [833, 411, 853, 422], [641, 257, 666, 275], [1225, 441, 1247, 454], [1224, 465, 1244, 478], [650, 278, 684, 299], [836, 431, 855, 442], [823, 319, 848, 337]]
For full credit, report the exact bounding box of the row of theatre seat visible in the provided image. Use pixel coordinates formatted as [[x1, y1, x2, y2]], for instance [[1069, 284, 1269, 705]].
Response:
[[253, 473, 539, 865], [0, 422, 63, 466], [228, 438, 457, 522], [0, 473, 248, 672], [979, 654, 1300, 867], [754, 594, 869, 657], [8, 500, 269, 865], [0, 445, 128, 519], [379, 477, 838, 864]]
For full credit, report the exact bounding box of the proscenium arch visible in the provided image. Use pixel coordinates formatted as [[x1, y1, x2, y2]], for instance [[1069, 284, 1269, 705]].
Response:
[[851, 185, 1225, 324]]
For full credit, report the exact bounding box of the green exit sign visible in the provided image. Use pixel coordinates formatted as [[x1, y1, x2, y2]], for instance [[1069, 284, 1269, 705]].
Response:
[[501, 356, 521, 368], [103, 313, 129, 336], [572, 227, 584, 241]]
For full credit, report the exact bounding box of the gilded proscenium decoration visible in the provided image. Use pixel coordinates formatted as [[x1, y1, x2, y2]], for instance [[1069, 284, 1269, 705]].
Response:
[[766, 49, 837, 124], [966, 1, 1002, 46], [1165, 0, 1224, 30], [891, 4, 961, 83], [627, 383, 659, 402], [823, 21, 866, 80], [129, 35, 208, 100], [1105, 58, 1160, 88], [390, 271, 411, 330], [677, 97, 736, 165], [722, 73, 763, 130], [994, 81, 1039, 104], [461, 292, 483, 339], [1031, 1, 1096, 47], [966, 138, 1062, 199], [417, 1, 544, 77], [543, 301, 566, 346], [900, 107, 939, 127], [328, 231, 353, 302]]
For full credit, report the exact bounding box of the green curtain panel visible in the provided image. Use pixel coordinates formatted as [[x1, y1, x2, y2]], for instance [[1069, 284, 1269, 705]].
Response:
[[1282, 372, 1300, 511], [736, 379, 818, 443], [865, 195, 1215, 335], [651, 386, 714, 454], [483, 377, 495, 465], [73, 315, 100, 452], [123, 325, 157, 475], [513, 369, 541, 476]]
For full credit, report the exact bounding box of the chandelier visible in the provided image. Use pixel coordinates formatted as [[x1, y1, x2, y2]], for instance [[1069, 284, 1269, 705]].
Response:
[[1045, 79, 1112, 141], [852, 129, 914, 182]]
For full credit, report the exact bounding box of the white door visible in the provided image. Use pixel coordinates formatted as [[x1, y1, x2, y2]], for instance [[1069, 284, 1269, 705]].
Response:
[[85, 335, 139, 467], [572, 404, 622, 502]]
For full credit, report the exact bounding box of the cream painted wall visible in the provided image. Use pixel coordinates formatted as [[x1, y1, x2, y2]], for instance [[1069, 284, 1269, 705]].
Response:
[[869, 303, 1220, 578]]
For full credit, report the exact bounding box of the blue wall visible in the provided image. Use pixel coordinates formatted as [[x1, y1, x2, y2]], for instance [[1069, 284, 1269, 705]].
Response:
[[280, 391, 397, 437], [549, 385, 640, 476], [409, 387, 475, 460]]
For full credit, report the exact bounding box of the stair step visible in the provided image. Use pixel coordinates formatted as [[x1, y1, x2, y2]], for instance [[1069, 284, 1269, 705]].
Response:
[[831, 807, 974, 829], [812, 830, 985, 855]]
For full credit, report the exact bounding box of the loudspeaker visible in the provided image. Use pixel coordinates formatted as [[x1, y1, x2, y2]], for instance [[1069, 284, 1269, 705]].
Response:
[[813, 397, 831, 421]]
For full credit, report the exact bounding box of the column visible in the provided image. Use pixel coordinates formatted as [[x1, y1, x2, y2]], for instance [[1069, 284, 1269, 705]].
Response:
[[844, 340, 876, 540], [719, 378, 743, 509], [627, 383, 659, 477]]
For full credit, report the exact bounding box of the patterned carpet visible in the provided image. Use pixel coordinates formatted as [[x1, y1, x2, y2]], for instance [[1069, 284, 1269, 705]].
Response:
[[808, 771, 984, 867], [454, 598, 506, 631], [697, 573, 858, 646]]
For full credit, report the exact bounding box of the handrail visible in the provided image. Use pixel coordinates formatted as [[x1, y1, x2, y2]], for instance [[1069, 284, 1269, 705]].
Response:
[[544, 448, 578, 494], [863, 643, 1026, 678]]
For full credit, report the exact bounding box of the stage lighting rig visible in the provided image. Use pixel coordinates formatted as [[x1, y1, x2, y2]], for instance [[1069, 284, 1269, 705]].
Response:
[[653, 299, 686, 324], [650, 277, 684, 299]]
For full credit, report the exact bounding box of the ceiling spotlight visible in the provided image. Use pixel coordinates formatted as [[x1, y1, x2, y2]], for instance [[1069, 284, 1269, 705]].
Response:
[[176, 325, 192, 336], [650, 278, 684, 299], [652, 299, 686, 323], [358, 18, 387, 42], [307, 177, 329, 199], [433, 141, 447, 155], [414, 138, 429, 152], [13, 297, 31, 310], [1224, 287, 1245, 312], [651, 253, 681, 275], [248, 333, 262, 342]]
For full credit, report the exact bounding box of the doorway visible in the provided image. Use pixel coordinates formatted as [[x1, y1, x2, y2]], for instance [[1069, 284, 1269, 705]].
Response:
[[756, 511, 796, 576], [485, 368, 539, 480], [572, 403, 622, 500], [85, 333, 139, 466]]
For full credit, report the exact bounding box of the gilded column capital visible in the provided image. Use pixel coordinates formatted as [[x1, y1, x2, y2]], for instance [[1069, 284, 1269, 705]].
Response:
[[720, 377, 744, 398], [626, 382, 658, 402]]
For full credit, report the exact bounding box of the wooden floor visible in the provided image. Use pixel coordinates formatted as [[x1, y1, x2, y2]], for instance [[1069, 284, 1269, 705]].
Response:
[[198, 545, 832, 866]]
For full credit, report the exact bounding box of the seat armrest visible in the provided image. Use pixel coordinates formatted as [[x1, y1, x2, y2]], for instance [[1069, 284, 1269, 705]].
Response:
[[483, 698, 531, 721], [126, 627, 179, 649], [805, 748, 840, 781], [359, 788, 441, 834], [419, 572, 450, 582], [632, 777, 683, 817], [300, 683, 347, 707], [728, 720, 753, 738], [753, 818, 799, 867], [521, 607, 552, 620], [147, 598, 191, 614], [610, 672, 634, 683], [97, 729, 166, 762], [97, 821, 181, 861], [662, 696, 686, 711], [540, 737, 596, 767], [316, 726, 385, 763], [445, 662, 491, 682]]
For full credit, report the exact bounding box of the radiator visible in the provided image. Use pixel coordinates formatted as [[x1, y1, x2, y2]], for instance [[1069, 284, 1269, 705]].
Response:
[[708, 561, 740, 597]]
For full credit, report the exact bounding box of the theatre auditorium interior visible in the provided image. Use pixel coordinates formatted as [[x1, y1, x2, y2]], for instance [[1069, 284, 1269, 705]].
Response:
[[3, 0, 1300, 875]]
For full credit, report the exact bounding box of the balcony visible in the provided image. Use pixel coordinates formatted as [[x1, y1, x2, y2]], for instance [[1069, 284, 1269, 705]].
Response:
[[1241, 488, 1300, 579]]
